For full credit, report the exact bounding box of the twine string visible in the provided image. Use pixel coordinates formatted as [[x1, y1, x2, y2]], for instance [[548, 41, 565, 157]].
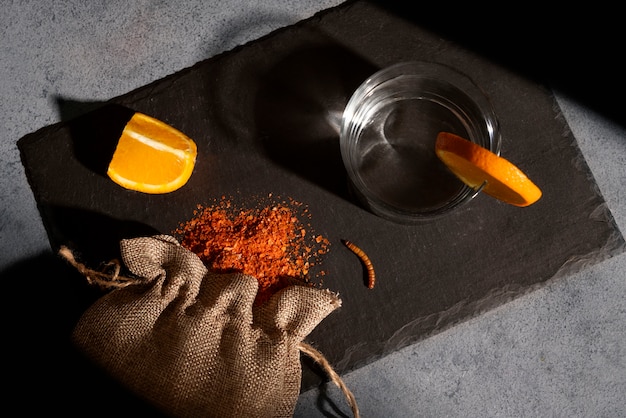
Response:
[[298, 342, 360, 418], [58, 246, 137, 289]]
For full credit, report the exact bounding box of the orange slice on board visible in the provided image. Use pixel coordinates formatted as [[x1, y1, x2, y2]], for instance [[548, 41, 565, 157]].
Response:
[[435, 132, 542, 207], [107, 112, 197, 194]]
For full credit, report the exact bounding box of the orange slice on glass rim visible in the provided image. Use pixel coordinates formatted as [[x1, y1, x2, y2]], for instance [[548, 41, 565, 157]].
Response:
[[435, 132, 542, 207], [107, 112, 197, 194]]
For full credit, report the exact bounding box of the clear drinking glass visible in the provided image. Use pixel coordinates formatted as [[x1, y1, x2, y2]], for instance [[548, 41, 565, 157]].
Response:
[[340, 61, 501, 223]]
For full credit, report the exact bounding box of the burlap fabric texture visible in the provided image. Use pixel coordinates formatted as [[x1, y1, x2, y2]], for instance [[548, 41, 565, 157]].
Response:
[[71, 234, 342, 417]]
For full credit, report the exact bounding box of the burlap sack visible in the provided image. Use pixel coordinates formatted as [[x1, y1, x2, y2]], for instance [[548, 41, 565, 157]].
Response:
[[71, 234, 342, 417]]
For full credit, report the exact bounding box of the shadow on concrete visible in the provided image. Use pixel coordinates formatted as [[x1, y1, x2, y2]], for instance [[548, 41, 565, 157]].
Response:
[[372, 0, 625, 129], [1, 252, 165, 415]]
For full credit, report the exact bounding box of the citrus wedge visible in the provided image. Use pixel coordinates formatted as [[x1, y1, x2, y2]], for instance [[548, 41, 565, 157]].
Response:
[[107, 112, 197, 194], [435, 132, 542, 207]]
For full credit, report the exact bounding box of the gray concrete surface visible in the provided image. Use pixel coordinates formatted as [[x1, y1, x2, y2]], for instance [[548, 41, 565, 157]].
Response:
[[2, 1, 625, 416]]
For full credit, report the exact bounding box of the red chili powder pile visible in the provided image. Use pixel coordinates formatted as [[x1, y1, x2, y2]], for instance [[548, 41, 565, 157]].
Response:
[[174, 194, 330, 304]]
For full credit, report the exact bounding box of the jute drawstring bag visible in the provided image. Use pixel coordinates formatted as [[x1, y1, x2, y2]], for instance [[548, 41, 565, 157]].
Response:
[[61, 234, 358, 417]]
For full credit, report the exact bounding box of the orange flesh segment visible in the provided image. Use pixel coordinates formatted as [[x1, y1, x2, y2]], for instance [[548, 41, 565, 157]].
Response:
[[435, 132, 542, 207], [107, 112, 197, 194]]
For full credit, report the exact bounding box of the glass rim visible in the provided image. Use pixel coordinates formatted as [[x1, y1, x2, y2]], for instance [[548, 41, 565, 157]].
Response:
[[340, 60, 501, 223]]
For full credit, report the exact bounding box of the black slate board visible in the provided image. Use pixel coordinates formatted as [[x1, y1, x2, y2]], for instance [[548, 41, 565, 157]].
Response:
[[18, 0, 626, 393]]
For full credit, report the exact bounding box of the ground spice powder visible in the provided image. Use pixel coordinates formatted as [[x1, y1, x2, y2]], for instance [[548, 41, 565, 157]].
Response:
[[174, 195, 330, 304]]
